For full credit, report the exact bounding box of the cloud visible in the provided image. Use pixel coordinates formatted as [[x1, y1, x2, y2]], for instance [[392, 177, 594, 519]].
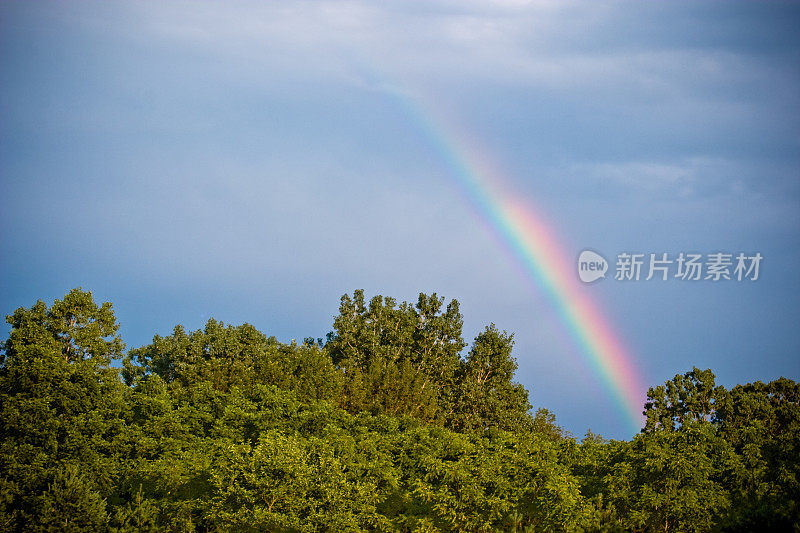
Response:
[[16, 0, 794, 127]]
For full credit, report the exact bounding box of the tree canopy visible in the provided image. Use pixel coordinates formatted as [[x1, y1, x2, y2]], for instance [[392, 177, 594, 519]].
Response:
[[0, 288, 797, 531]]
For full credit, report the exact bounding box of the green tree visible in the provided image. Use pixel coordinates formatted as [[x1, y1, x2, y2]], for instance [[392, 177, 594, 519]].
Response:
[[109, 485, 160, 533], [0, 289, 127, 531], [125, 320, 342, 403], [643, 367, 723, 432], [715, 377, 800, 530], [6, 288, 797, 532], [565, 431, 627, 531], [605, 425, 737, 532], [530, 408, 566, 442], [2, 288, 124, 368], [450, 325, 532, 433], [35, 465, 109, 533], [409, 429, 587, 531], [326, 290, 466, 423]]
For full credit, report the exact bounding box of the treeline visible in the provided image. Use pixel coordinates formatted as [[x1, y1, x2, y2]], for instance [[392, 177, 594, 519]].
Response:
[[0, 289, 797, 532]]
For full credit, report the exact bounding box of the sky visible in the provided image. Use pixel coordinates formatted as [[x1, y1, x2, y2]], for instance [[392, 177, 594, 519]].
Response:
[[1, 1, 798, 440]]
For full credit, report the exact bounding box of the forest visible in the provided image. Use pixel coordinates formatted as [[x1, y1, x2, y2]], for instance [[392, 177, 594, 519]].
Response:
[[0, 288, 797, 532]]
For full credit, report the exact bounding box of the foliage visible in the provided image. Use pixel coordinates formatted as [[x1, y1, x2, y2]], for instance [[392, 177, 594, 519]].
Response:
[[1, 289, 798, 531], [450, 325, 532, 433], [643, 367, 723, 432], [325, 290, 465, 424]]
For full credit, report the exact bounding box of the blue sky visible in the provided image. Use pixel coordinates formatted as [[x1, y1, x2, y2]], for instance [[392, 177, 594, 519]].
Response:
[[1, 1, 798, 439]]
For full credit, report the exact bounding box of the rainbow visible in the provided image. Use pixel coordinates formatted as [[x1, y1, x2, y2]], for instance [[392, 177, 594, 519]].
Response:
[[367, 74, 646, 434]]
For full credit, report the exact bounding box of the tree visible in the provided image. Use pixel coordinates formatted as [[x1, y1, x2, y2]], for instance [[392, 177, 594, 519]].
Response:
[[35, 465, 109, 533], [450, 325, 532, 433], [530, 407, 566, 442], [124, 320, 342, 403], [640, 368, 800, 531], [0, 289, 127, 531], [409, 429, 588, 531], [2, 288, 124, 368], [602, 425, 737, 533], [643, 367, 723, 432], [714, 377, 800, 530], [325, 290, 466, 423], [5, 288, 797, 531]]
